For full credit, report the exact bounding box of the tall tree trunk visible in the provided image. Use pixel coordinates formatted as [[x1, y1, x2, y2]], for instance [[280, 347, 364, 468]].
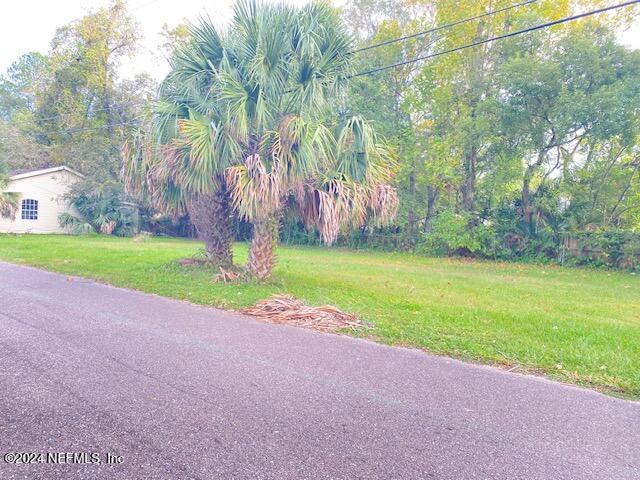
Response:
[[462, 147, 477, 212], [424, 185, 439, 233], [186, 181, 233, 267], [522, 168, 535, 234], [522, 150, 547, 234], [248, 217, 278, 280], [407, 164, 416, 236], [102, 50, 118, 179]]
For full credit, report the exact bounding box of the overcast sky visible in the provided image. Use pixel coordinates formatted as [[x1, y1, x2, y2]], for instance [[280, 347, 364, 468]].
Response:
[[1, 0, 639, 82]]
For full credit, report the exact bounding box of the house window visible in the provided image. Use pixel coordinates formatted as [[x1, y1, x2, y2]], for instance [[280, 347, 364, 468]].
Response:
[[21, 199, 38, 220]]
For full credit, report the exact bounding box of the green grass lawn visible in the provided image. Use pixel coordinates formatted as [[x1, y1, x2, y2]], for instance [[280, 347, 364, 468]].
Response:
[[1, 234, 639, 398]]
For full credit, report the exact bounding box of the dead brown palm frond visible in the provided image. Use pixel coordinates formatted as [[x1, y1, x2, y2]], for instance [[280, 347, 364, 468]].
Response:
[[99, 220, 117, 235], [121, 131, 187, 219], [349, 182, 369, 227], [121, 130, 158, 196], [292, 182, 338, 245], [277, 114, 298, 154], [289, 116, 401, 244], [370, 183, 400, 227], [293, 173, 390, 246], [226, 153, 283, 222], [0, 169, 19, 220], [241, 294, 368, 332], [316, 189, 341, 244], [0, 195, 19, 220]]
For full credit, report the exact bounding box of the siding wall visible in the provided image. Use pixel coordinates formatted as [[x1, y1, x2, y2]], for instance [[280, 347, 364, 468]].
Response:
[[0, 170, 81, 234]]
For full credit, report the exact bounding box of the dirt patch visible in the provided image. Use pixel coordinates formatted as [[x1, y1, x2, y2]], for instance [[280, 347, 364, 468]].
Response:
[[241, 294, 369, 332], [178, 258, 211, 267]]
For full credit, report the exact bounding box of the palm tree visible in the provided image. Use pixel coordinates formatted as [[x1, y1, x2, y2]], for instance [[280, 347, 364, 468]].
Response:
[[125, 1, 349, 269], [226, 115, 399, 278], [124, 0, 399, 278], [122, 37, 236, 266], [225, 115, 336, 278], [0, 161, 19, 220]]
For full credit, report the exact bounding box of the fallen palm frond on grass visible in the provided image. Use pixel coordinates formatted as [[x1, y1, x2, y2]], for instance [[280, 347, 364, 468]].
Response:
[[213, 266, 247, 284], [241, 294, 368, 332]]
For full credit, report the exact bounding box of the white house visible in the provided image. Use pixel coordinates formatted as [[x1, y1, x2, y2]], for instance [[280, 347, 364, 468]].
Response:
[[0, 166, 84, 234]]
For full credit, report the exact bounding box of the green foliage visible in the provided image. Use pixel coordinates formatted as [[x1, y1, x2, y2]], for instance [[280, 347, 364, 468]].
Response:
[[0, 52, 48, 121], [567, 230, 640, 270], [419, 210, 497, 257], [60, 181, 138, 237], [2, 0, 639, 273], [338, 2, 640, 267], [57, 213, 95, 235], [124, 1, 399, 278], [0, 0, 153, 180]]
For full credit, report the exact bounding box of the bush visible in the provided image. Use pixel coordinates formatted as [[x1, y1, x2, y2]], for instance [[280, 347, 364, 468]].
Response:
[[567, 230, 640, 270], [278, 207, 638, 271], [59, 181, 139, 237], [418, 210, 498, 257]]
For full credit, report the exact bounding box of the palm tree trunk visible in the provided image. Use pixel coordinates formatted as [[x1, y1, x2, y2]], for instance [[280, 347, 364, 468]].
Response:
[[248, 217, 278, 279], [187, 183, 233, 267]]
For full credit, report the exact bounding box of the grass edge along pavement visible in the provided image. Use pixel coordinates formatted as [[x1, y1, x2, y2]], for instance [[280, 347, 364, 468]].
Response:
[[0, 234, 638, 399]]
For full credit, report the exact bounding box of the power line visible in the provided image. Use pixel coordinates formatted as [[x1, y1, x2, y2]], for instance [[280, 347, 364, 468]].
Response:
[[350, 0, 640, 78], [353, 0, 539, 54], [57, 118, 146, 135], [12, 1, 638, 129], [36, 101, 147, 124], [11, 0, 539, 127]]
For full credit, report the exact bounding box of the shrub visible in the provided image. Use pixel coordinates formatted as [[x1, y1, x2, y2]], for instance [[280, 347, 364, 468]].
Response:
[[59, 181, 139, 237], [567, 230, 640, 270], [418, 210, 498, 257]]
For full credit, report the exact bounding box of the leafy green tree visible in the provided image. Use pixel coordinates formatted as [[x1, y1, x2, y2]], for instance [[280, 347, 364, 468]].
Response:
[[341, 0, 433, 241], [0, 0, 152, 180], [0, 52, 48, 122], [495, 24, 640, 235], [0, 120, 51, 170], [38, 0, 143, 178], [342, 0, 640, 258]]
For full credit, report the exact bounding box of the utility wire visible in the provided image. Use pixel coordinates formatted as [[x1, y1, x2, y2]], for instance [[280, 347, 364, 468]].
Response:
[[36, 101, 147, 124], [57, 118, 146, 135], [354, 0, 539, 53], [13, 0, 540, 126], [350, 0, 640, 78], [12, 1, 638, 127]]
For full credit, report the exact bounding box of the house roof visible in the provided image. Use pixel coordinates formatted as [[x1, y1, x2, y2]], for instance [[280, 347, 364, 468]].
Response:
[[9, 166, 85, 181]]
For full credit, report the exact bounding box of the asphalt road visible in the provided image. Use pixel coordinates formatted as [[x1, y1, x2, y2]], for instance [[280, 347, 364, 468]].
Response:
[[0, 261, 638, 480]]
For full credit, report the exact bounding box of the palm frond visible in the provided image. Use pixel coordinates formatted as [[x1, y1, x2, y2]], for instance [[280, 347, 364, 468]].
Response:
[[226, 153, 282, 221], [0, 167, 19, 220], [58, 212, 96, 235], [0, 192, 19, 220]]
